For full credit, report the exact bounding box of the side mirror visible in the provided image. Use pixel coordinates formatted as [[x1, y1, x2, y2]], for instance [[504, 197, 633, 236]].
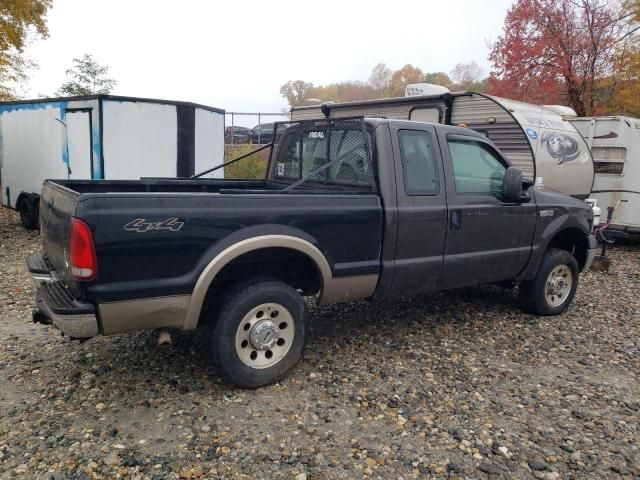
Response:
[[502, 167, 532, 203]]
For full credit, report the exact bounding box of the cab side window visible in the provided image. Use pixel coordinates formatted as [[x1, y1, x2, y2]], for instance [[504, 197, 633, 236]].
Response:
[[448, 139, 506, 195], [398, 130, 439, 195]]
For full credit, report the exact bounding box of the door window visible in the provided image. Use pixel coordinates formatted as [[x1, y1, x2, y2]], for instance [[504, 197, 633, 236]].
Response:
[[448, 139, 506, 195], [398, 130, 439, 195]]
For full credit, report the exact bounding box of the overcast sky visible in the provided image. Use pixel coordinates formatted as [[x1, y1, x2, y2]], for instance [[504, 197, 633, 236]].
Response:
[[25, 0, 514, 125]]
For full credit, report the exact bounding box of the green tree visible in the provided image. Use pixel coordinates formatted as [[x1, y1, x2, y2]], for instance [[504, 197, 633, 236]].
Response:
[[0, 0, 52, 100], [56, 54, 117, 96]]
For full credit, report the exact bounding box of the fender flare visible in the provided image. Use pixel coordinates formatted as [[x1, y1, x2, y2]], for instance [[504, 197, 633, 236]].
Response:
[[519, 216, 591, 281], [182, 234, 332, 330]]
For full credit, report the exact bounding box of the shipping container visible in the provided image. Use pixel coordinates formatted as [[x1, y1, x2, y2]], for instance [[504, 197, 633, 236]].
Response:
[[0, 95, 224, 229]]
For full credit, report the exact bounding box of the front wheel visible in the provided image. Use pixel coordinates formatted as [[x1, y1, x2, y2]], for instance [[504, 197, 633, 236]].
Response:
[[519, 248, 579, 315], [210, 279, 309, 388]]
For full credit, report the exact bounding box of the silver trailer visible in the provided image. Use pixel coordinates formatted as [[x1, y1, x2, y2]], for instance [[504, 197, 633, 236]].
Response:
[[570, 116, 640, 232], [292, 92, 595, 199], [0, 95, 225, 229]]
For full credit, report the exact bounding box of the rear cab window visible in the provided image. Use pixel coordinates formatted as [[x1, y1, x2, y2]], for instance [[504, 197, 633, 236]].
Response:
[[269, 120, 375, 191]]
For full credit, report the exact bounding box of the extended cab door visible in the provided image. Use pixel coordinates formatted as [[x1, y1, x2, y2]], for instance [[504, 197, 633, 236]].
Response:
[[438, 132, 536, 288], [388, 124, 448, 295]]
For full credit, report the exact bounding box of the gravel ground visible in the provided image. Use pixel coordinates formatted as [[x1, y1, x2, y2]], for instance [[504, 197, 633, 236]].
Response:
[[0, 206, 639, 480]]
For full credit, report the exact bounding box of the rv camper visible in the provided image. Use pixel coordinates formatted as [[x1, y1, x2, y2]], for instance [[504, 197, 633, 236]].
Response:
[[0, 95, 224, 229], [291, 91, 595, 200], [569, 116, 640, 233]]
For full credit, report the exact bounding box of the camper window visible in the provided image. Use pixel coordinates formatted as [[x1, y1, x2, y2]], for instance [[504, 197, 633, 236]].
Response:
[[398, 130, 439, 195], [594, 162, 624, 175], [409, 107, 441, 124], [448, 139, 506, 195]]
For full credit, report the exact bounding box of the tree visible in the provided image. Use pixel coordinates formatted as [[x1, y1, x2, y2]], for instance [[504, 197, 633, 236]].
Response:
[[449, 62, 484, 90], [600, 46, 640, 115], [488, 0, 638, 116], [279, 80, 314, 107], [467, 77, 490, 93], [307, 81, 379, 103], [368, 62, 392, 95], [56, 54, 118, 96], [597, 1, 640, 115], [0, 0, 52, 100], [624, 0, 640, 22], [423, 71, 453, 88], [388, 64, 424, 97]]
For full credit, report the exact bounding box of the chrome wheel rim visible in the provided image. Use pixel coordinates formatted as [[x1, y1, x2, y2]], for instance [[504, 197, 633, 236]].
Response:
[[235, 303, 295, 369], [545, 265, 573, 308]]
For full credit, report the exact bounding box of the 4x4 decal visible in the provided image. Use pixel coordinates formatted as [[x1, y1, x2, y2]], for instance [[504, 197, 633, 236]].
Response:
[[124, 218, 184, 233]]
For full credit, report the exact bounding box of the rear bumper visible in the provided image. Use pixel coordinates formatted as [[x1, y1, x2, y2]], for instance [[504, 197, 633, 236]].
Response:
[[28, 253, 99, 338], [26, 251, 54, 288], [584, 234, 597, 271]]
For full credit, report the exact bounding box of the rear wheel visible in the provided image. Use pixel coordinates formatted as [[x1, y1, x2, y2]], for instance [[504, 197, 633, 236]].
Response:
[[18, 198, 39, 230], [519, 248, 578, 315], [210, 279, 309, 388]]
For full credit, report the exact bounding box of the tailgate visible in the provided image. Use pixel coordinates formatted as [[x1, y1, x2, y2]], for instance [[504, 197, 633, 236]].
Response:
[[40, 180, 80, 289]]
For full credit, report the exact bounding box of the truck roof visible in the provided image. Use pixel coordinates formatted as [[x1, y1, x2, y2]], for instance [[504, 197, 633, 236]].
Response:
[[362, 117, 490, 140]]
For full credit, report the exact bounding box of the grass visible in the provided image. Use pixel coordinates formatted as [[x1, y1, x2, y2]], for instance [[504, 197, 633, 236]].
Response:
[[223, 144, 270, 179]]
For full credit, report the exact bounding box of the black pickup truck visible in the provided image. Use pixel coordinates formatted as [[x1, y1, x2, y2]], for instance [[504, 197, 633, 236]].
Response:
[[28, 117, 596, 388]]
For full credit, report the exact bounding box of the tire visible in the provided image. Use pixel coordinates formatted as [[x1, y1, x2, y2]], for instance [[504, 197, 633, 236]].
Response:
[[519, 248, 579, 316], [210, 279, 309, 388], [19, 199, 39, 230]]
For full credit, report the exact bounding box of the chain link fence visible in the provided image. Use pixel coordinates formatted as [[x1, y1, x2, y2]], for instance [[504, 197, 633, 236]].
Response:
[[225, 112, 290, 145]]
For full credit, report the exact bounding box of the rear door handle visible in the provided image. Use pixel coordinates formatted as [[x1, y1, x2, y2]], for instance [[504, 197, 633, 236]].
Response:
[[450, 210, 462, 230]]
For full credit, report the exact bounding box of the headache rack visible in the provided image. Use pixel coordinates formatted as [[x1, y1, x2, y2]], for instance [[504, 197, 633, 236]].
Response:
[[193, 117, 377, 194]]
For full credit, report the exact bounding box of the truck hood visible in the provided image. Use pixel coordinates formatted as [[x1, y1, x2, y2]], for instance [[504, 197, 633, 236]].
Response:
[[533, 186, 591, 210], [532, 186, 594, 230]]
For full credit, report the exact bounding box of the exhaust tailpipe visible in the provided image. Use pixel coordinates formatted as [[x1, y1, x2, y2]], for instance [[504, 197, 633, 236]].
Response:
[[157, 329, 172, 348]]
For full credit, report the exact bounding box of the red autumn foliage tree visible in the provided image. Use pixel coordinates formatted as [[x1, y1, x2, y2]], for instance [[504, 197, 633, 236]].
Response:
[[489, 0, 638, 115]]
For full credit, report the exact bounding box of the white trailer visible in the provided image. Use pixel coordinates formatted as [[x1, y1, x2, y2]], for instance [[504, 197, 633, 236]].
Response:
[[0, 95, 225, 229], [292, 91, 595, 199], [570, 116, 640, 232]]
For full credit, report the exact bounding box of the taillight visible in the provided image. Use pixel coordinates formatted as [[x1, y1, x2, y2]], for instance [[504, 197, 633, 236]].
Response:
[[69, 217, 97, 281]]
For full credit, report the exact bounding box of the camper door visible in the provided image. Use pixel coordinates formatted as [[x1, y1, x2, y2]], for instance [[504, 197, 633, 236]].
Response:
[[65, 109, 93, 179]]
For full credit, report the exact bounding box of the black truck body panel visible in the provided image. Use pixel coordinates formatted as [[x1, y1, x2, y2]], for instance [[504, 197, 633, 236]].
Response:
[[76, 192, 383, 302]]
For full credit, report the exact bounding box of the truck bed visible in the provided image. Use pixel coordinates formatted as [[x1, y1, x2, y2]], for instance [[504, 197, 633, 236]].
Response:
[[39, 178, 384, 305]]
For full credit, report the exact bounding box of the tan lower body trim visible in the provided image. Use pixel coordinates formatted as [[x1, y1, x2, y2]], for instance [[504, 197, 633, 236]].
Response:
[[98, 274, 377, 335], [319, 274, 378, 305], [99, 295, 191, 335]]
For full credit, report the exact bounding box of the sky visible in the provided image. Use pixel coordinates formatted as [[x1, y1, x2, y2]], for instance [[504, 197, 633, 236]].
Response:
[[24, 0, 515, 126]]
